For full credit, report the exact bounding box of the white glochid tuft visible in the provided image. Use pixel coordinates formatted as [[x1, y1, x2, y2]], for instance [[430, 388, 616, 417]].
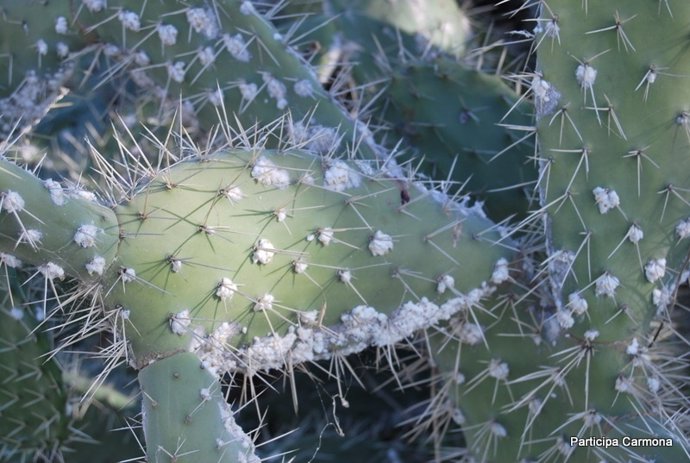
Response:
[[252, 239, 276, 265], [85, 256, 106, 276], [644, 258, 666, 283], [592, 187, 620, 214], [368, 231, 394, 256], [216, 278, 238, 301], [74, 224, 101, 248], [170, 309, 191, 335], [595, 272, 619, 298]]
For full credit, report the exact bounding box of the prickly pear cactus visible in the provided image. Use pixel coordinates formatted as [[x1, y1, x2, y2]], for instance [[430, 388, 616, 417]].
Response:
[[0, 143, 513, 461], [0, 271, 71, 462], [419, 1, 690, 461]]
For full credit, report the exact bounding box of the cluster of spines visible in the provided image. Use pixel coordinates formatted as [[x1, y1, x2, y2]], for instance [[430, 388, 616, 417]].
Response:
[[4, 0, 690, 462], [414, 0, 690, 461], [0, 270, 72, 462]]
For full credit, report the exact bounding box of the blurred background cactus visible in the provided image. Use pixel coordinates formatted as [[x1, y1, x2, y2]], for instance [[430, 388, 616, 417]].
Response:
[[1, 1, 690, 462]]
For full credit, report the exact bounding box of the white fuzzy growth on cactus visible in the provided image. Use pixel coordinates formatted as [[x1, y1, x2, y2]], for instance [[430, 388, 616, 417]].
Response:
[[170, 258, 182, 273], [43, 179, 65, 205], [254, 294, 274, 312], [170, 309, 191, 335], [292, 259, 308, 274], [56, 42, 70, 58], [197, 46, 216, 67], [133, 51, 150, 66], [223, 34, 251, 62], [568, 292, 588, 315], [626, 338, 640, 356], [36, 40, 48, 56], [121, 267, 137, 283], [118, 11, 141, 31], [458, 322, 484, 345], [583, 411, 602, 428], [157, 24, 178, 46], [167, 62, 186, 83], [19, 229, 43, 246], [274, 208, 287, 222], [186, 8, 218, 39], [531, 74, 560, 117], [251, 157, 290, 189], [555, 309, 574, 329], [584, 329, 599, 342], [491, 258, 510, 284], [67, 187, 97, 202], [252, 239, 276, 265], [299, 310, 319, 325], [0, 253, 22, 268], [239, 81, 258, 101], [369, 231, 393, 256], [2, 191, 25, 213], [74, 224, 101, 248], [488, 359, 509, 380], [652, 285, 673, 314], [576, 64, 597, 90], [190, 322, 240, 374], [534, 18, 560, 38], [324, 160, 362, 192], [55, 17, 68, 34], [216, 278, 238, 301], [83, 0, 105, 12], [627, 224, 644, 243], [338, 269, 352, 284], [287, 121, 310, 145], [490, 422, 507, 438], [595, 272, 619, 297], [317, 227, 334, 246], [615, 375, 633, 393], [218, 403, 260, 463], [644, 258, 666, 283], [9, 306, 24, 320], [208, 89, 223, 106], [39, 262, 65, 280], [676, 218, 690, 239], [436, 274, 455, 294], [262, 74, 288, 109], [548, 249, 575, 289], [592, 187, 620, 214], [86, 256, 106, 276], [221, 185, 243, 203], [307, 127, 338, 154], [233, 283, 496, 374], [647, 376, 661, 394], [294, 80, 314, 97]]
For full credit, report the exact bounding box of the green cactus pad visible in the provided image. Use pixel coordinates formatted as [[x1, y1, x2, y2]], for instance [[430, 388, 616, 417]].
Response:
[[0, 158, 119, 282], [100, 148, 512, 370], [139, 351, 258, 463], [0, 272, 71, 462]]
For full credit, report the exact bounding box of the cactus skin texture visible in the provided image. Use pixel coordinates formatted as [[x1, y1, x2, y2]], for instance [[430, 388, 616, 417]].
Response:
[[373, 57, 536, 221], [139, 351, 258, 463], [71, 0, 384, 159], [327, 0, 470, 59], [0, 159, 119, 282], [419, 0, 690, 461], [3, 1, 690, 462], [104, 149, 510, 367], [0, 146, 512, 460], [0, 271, 71, 462], [278, 5, 533, 221]]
